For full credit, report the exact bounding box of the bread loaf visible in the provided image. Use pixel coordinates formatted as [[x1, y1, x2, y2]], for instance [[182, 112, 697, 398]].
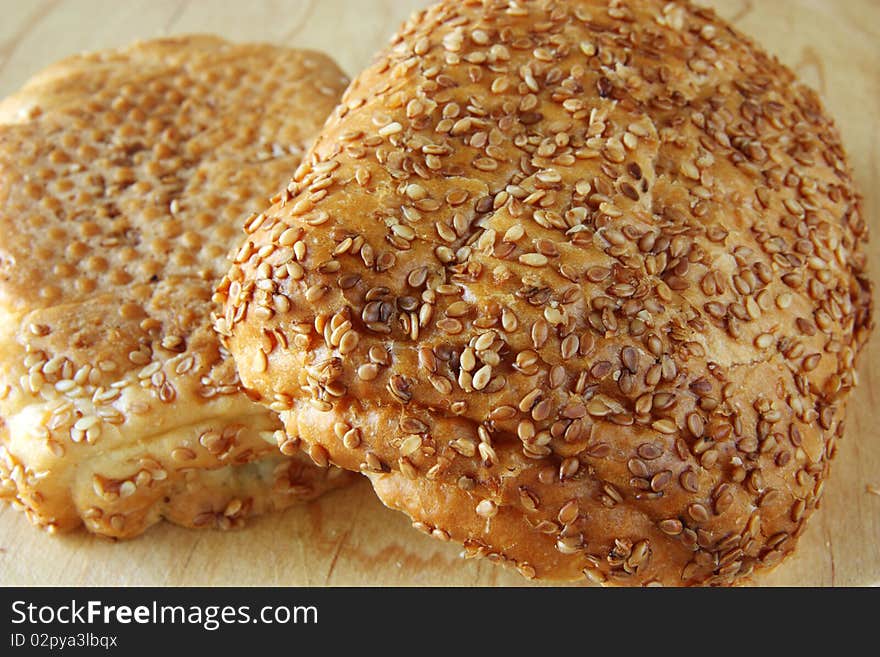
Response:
[[219, 1, 872, 585], [0, 36, 353, 538]]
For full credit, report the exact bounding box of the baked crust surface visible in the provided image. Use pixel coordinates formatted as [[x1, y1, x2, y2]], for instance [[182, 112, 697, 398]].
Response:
[[220, 1, 872, 584], [0, 35, 352, 538]]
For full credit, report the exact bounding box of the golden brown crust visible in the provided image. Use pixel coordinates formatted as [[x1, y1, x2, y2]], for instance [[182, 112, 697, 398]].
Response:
[[0, 36, 354, 538], [220, 1, 872, 585]]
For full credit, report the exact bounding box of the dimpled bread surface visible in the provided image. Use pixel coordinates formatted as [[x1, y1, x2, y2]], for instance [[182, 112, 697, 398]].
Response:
[[219, 0, 872, 585], [0, 35, 353, 538]]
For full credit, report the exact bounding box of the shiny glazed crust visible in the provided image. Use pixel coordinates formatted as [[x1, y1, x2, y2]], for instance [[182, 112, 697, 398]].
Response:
[[219, 1, 872, 584], [0, 36, 353, 538]]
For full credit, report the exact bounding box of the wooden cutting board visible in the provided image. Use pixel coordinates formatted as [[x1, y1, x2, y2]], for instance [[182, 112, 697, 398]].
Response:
[[0, 0, 877, 587]]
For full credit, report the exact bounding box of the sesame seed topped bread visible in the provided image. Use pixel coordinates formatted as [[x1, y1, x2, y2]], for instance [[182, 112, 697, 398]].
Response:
[[0, 35, 353, 538], [217, 0, 872, 586]]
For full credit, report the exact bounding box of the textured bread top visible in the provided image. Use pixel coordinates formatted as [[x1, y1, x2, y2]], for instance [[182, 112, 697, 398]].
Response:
[[0, 35, 347, 316], [0, 36, 351, 537], [219, 0, 872, 585]]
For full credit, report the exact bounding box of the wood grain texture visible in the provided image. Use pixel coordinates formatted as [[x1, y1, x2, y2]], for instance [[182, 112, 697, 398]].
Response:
[[0, 0, 877, 587]]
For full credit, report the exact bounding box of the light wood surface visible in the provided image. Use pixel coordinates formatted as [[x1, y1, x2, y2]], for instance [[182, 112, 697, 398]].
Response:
[[0, 0, 877, 587]]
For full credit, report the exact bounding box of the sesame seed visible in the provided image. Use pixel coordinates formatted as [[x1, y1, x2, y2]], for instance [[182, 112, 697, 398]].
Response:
[[688, 503, 710, 523], [378, 121, 403, 137], [472, 364, 492, 390], [473, 331, 496, 351], [309, 444, 331, 468], [391, 223, 415, 241], [399, 435, 423, 456], [279, 227, 299, 246], [338, 330, 359, 355], [519, 253, 548, 267], [305, 284, 327, 302], [343, 428, 362, 449], [579, 41, 597, 56], [460, 348, 476, 371], [651, 419, 677, 434], [659, 519, 683, 536]]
